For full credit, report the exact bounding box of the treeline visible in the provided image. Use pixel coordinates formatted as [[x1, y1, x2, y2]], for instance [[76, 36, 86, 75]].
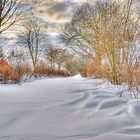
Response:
[[61, 0, 140, 97], [0, 45, 80, 84]]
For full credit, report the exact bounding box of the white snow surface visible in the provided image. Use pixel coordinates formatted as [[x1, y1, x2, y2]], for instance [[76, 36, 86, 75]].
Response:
[[0, 75, 140, 140]]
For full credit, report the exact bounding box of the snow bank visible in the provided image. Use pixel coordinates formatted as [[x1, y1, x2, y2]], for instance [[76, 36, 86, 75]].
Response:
[[0, 75, 140, 140]]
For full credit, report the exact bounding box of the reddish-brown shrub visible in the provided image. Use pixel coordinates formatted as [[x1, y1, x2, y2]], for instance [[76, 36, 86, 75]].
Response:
[[121, 64, 140, 94], [35, 64, 52, 75], [35, 64, 71, 77], [0, 59, 20, 83], [15, 64, 32, 75]]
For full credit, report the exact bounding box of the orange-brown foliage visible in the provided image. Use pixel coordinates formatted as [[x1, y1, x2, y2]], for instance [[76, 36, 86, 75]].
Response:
[[121, 64, 140, 91], [35, 64, 71, 77], [16, 64, 32, 75], [81, 61, 103, 78], [0, 59, 20, 83]]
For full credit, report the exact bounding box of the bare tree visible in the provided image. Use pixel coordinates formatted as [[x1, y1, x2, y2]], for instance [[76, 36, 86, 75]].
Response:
[[0, 0, 39, 64], [18, 18, 48, 72], [0, 0, 39, 34], [0, 0, 24, 34]]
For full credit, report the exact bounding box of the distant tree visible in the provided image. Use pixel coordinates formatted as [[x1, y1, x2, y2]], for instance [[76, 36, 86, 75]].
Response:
[[45, 45, 69, 71], [45, 45, 59, 70], [55, 48, 67, 71], [64, 54, 82, 75]]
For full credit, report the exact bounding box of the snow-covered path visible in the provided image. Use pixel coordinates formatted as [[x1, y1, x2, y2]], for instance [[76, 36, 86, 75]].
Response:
[[0, 75, 140, 140]]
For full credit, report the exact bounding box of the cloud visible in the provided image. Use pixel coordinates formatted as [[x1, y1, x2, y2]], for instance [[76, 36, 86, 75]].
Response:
[[35, 0, 87, 23], [36, 1, 74, 23]]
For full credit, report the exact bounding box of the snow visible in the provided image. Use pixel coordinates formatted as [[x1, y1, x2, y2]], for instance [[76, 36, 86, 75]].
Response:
[[0, 75, 140, 140]]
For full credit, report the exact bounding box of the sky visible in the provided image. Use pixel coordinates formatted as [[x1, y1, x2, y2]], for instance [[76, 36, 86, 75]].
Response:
[[34, 0, 87, 44]]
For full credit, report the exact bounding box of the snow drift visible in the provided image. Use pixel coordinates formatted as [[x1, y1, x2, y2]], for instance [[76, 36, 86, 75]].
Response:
[[0, 75, 140, 140]]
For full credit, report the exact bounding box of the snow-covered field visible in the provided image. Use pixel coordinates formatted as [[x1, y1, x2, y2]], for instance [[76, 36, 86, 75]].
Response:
[[0, 75, 140, 140]]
